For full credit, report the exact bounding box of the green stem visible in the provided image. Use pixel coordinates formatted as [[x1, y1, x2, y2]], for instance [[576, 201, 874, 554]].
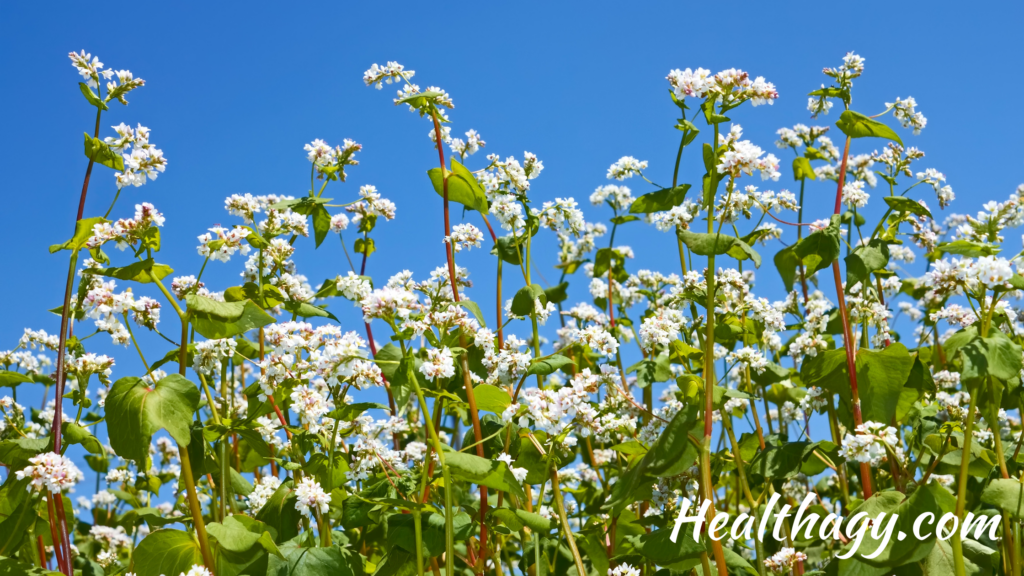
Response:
[[179, 445, 216, 573], [410, 361, 455, 576], [701, 118, 729, 576], [550, 469, 587, 576], [952, 388, 980, 576]]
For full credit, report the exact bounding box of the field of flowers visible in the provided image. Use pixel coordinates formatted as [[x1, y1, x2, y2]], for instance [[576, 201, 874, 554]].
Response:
[[1, 49, 1022, 576]]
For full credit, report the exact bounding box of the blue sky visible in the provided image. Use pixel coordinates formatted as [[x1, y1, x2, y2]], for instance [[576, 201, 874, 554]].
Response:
[[1, 1, 1023, 486]]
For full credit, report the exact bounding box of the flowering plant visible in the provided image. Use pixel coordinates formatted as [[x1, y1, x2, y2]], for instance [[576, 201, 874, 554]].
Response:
[[3, 49, 1024, 576]]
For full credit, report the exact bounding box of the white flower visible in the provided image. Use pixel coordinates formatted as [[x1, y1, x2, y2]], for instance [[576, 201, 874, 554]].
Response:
[[765, 548, 808, 575], [728, 346, 768, 374], [337, 271, 373, 303], [420, 347, 456, 381], [496, 452, 528, 483], [716, 128, 780, 181], [193, 338, 236, 376], [182, 565, 213, 576], [609, 564, 641, 576], [567, 326, 619, 357], [364, 61, 414, 89], [639, 308, 686, 352], [444, 223, 484, 253], [842, 180, 870, 209], [838, 421, 903, 467], [69, 50, 111, 89], [294, 477, 330, 517], [16, 453, 84, 493], [887, 96, 927, 135], [330, 213, 350, 233], [607, 156, 648, 181], [197, 226, 252, 263], [590, 185, 634, 211]]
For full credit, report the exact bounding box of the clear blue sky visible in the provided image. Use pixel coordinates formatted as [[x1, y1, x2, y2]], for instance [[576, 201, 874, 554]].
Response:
[[1, 1, 1022, 475]]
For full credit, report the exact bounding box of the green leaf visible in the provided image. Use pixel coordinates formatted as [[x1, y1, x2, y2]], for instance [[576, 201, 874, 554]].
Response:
[[0, 497, 37, 555], [186, 295, 275, 339], [959, 330, 1023, 384], [577, 533, 610, 576], [268, 542, 360, 576], [270, 196, 331, 213], [460, 300, 487, 327], [0, 371, 32, 388], [494, 237, 524, 266], [327, 402, 388, 422], [701, 101, 730, 125], [792, 157, 816, 181], [678, 230, 761, 267], [883, 196, 932, 218], [375, 344, 412, 409], [629, 527, 704, 566], [207, 515, 276, 553], [92, 258, 173, 284], [78, 83, 109, 110], [61, 421, 103, 454], [795, 214, 841, 274], [628, 185, 691, 214], [0, 438, 49, 471], [123, 506, 192, 528], [353, 237, 375, 257], [527, 355, 574, 377], [510, 284, 547, 317], [862, 483, 956, 568], [542, 282, 569, 305], [445, 450, 527, 501], [749, 440, 833, 480], [472, 384, 512, 414], [255, 480, 301, 543], [427, 159, 488, 213], [609, 215, 640, 225], [802, 343, 914, 424], [105, 374, 201, 464], [283, 301, 337, 322], [0, 556, 62, 575], [836, 110, 903, 146], [605, 406, 700, 514], [592, 247, 624, 277], [845, 239, 890, 288], [312, 204, 331, 248], [50, 216, 108, 254], [490, 508, 524, 531], [626, 355, 672, 389], [394, 89, 443, 111], [131, 529, 205, 576], [934, 240, 1000, 258], [668, 340, 703, 364], [514, 509, 553, 533], [981, 478, 1024, 518], [83, 132, 125, 170]]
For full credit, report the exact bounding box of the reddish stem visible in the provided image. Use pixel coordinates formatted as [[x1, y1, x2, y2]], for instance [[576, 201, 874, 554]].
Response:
[[831, 135, 873, 499], [37, 536, 47, 570], [49, 113, 102, 574], [430, 110, 489, 571], [362, 321, 400, 450], [45, 496, 66, 574]]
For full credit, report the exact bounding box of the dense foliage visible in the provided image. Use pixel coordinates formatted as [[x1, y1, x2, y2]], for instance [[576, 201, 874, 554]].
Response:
[[1, 50, 1023, 576]]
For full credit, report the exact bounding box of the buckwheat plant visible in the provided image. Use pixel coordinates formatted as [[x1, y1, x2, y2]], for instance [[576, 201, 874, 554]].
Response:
[[4, 49, 1024, 576]]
